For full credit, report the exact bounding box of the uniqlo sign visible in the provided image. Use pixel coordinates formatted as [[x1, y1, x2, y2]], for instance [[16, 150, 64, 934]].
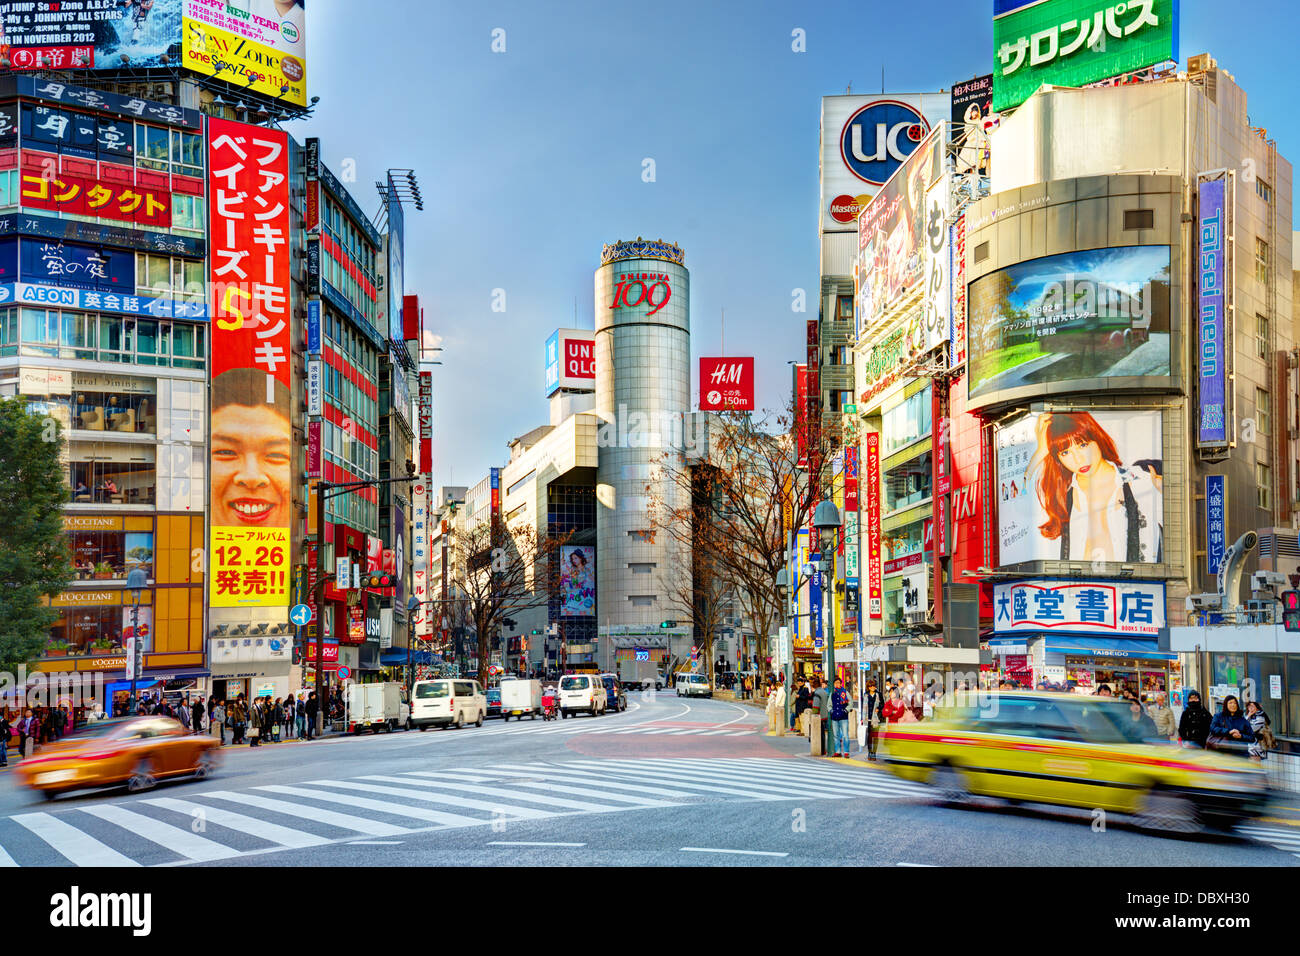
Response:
[[699, 357, 755, 411], [419, 371, 433, 475], [207, 117, 292, 610]]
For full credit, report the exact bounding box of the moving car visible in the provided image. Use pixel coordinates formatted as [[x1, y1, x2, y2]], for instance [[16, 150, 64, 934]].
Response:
[[345, 681, 411, 734], [558, 674, 606, 718], [675, 673, 712, 698], [599, 674, 627, 713], [486, 687, 503, 719], [15, 716, 220, 800], [411, 678, 487, 730], [878, 691, 1271, 834]]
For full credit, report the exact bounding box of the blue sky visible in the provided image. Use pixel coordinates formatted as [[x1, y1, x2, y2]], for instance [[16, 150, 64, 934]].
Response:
[[292, 0, 1298, 492]]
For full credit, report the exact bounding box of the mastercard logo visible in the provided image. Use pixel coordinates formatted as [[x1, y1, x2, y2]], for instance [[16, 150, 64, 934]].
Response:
[[829, 193, 874, 224]]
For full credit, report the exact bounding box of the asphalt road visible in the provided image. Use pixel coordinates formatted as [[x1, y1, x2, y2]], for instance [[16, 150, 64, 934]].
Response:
[[0, 692, 1296, 867]]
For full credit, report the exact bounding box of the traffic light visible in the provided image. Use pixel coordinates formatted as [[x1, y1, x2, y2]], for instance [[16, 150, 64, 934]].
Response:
[[1284, 591, 1300, 632], [660, 620, 677, 628], [502, 618, 517, 629], [531, 629, 542, 635], [365, 572, 395, 588]]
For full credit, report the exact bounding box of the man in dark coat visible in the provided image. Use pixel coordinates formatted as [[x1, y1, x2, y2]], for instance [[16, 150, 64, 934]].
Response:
[[1177, 690, 1212, 747], [304, 692, 318, 740], [191, 697, 205, 735]]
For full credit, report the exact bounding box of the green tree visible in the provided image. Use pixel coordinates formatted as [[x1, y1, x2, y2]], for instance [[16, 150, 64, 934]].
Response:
[[0, 399, 72, 671]]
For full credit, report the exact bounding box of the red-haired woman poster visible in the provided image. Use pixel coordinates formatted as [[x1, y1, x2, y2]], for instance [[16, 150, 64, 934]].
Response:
[[1021, 411, 1163, 563]]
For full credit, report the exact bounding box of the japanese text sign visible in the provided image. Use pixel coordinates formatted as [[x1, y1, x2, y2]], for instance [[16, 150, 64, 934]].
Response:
[[993, 580, 1166, 636]]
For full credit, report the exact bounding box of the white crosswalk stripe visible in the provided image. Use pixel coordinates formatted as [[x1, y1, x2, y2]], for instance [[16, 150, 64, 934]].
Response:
[[1236, 825, 1300, 853], [0, 756, 919, 866]]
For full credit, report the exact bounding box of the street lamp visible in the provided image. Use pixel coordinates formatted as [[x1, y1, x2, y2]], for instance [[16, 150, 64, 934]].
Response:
[[775, 566, 790, 735], [812, 497, 841, 754], [126, 567, 147, 716]]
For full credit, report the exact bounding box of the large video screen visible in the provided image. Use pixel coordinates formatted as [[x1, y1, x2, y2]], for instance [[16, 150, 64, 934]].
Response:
[[996, 409, 1163, 567], [968, 246, 1171, 400]]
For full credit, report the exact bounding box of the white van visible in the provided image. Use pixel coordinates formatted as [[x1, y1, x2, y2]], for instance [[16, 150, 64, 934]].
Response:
[[558, 674, 606, 719], [676, 673, 712, 698], [411, 678, 486, 730]]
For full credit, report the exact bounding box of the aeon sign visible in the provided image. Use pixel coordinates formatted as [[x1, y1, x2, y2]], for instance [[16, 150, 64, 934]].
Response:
[[609, 271, 672, 316], [840, 100, 929, 186]]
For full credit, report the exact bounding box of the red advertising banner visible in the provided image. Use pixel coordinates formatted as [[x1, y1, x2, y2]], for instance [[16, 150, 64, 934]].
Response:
[[952, 215, 967, 367], [403, 293, 420, 343], [933, 383, 950, 559], [418, 371, 433, 475], [207, 118, 292, 609], [795, 363, 808, 469], [20, 169, 171, 227], [866, 432, 882, 619], [844, 446, 859, 512], [699, 356, 755, 411]]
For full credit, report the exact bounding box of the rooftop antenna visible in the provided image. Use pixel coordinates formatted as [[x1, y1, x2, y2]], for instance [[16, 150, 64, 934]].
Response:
[[721, 308, 725, 356], [881, 67, 885, 94]]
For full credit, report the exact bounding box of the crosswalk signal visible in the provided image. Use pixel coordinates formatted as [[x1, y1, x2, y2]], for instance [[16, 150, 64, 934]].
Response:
[[660, 620, 677, 628], [365, 572, 395, 588], [1284, 591, 1300, 631]]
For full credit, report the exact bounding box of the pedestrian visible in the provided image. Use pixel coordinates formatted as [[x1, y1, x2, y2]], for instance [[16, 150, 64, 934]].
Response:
[[1096, 684, 1114, 698], [1206, 695, 1255, 755], [793, 678, 810, 734], [17, 708, 36, 758], [248, 698, 263, 747], [860, 679, 884, 761], [829, 677, 851, 758], [1147, 691, 1176, 741], [190, 695, 205, 735], [232, 695, 247, 745], [283, 695, 295, 739], [1124, 699, 1159, 741], [810, 677, 828, 747], [271, 697, 285, 742], [766, 677, 785, 734], [0, 711, 10, 767], [1245, 700, 1275, 760], [177, 697, 191, 730], [882, 688, 908, 724], [210, 698, 226, 745], [1178, 690, 1212, 747], [305, 692, 318, 740], [296, 693, 307, 740]]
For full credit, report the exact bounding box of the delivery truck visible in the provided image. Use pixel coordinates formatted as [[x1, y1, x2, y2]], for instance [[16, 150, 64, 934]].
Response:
[[499, 678, 543, 720], [618, 659, 663, 691], [345, 682, 411, 734]]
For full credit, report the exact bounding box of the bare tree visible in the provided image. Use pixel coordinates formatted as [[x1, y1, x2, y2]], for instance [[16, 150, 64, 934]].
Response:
[[657, 487, 732, 685]]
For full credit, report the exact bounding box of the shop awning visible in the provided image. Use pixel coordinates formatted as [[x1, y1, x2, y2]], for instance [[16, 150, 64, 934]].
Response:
[[1043, 637, 1177, 661], [379, 649, 440, 666]]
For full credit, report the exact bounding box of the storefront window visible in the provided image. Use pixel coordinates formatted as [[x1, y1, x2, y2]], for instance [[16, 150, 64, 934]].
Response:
[[69, 447, 155, 505], [135, 125, 170, 171], [49, 607, 123, 656], [882, 385, 931, 456], [68, 530, 153, 579], [884, 451, 932, 513], [67, 387, 156, 434], [1212, 652, 1246, 688]]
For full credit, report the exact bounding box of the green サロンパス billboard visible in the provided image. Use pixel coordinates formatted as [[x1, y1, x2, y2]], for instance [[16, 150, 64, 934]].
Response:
[[992, 0, 1179, 112]]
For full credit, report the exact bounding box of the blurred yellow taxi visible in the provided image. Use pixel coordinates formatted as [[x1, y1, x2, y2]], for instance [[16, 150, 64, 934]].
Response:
[[15, 716, 220, 801], [878, 692, 1269, 833]]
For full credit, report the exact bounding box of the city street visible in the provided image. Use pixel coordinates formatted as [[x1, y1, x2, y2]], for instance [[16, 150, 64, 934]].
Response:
[[0, 692, 1295, 867]]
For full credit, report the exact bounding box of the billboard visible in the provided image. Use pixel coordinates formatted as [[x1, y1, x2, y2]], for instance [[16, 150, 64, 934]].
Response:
[[418, 371, 433, 475], [182, 1, 307, 107], [1206, 475, 1226, 577], [18, 165, 171, 228], [820, 93, 950, 234], [544, 328, 595, 396], [993, 580, 1166, 636], [1197, 178, 1228, 445], [992, 0, 1179, 112], [207, 118, 292, 609], [996, 409, 1163, 566], [384, 172, 404, 346], [0, 0, 182, 70], [699, 356, 754, 411], [855, 123, 949, 351], [560, 545, 595, 617], [967, 245, 1172, 401], [865, 432, 882, 618], [412, 479, 431, 638], [951, 74, 996, 177], [951, 216, 967, 368]]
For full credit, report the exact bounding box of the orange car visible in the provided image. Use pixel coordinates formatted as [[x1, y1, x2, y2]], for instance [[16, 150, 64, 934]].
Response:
[[15, 716, 220, 800]]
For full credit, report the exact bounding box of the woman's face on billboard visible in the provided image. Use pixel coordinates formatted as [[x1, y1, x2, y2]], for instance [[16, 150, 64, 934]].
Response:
[[1056, 438, 1102, 476], [211, 403, 291, 527]]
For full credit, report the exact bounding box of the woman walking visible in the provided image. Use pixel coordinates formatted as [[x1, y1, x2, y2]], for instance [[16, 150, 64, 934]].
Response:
[[1245, 700, 1275, 760]]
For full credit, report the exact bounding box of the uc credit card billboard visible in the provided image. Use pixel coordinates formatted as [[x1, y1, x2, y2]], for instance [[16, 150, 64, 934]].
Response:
[[208, 118, 293, 608]]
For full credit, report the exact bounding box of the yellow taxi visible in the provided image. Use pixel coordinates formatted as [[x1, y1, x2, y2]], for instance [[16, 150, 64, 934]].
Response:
[[15, 716, 220, 801], [878, 691, 1269, 833]]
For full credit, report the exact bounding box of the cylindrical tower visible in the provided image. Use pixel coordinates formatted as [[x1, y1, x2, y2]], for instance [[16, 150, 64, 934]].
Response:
[[594, 238, 691, 665]]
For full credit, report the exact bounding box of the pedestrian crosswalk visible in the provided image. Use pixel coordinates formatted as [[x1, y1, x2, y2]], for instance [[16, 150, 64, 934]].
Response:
[[1236, 823, 1300, 859], [0, 757, 925, 867]]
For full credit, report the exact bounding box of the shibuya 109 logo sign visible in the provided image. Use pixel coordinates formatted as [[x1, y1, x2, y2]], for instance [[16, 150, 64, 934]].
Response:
[[840, 100, 930, 186], [609, 270, 672, 316]]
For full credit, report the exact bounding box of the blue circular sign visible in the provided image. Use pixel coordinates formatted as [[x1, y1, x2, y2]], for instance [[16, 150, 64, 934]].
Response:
[[338, 665, 351, 680], [840, 100, 929, 186], [290, 604, 313, 627]]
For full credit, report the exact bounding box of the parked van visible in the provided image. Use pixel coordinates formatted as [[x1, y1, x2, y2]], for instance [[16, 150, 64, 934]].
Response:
[[558, 673, 606, 719], [411, 678, 487, 730]]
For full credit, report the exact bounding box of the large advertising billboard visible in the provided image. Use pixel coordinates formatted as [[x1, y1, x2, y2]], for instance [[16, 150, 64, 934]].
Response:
[[207, 118, 292, 609], [0, 0, 182, 70], [968, 245, 1171, 400], [1197, 178, 1228, 445], [544, 328, 595, 396], [560, 545, 595, 617], [182, 1, 307, 107], [951, 74, 996, 177], [699, 356, 754, 411], [384, 172, 404, 346], [996, 409, 1163, 566], [993, 580, 1166, 636], [855, 123, 949, 353], [992, 0, 1179, 112], [819, 93, 949, 234]]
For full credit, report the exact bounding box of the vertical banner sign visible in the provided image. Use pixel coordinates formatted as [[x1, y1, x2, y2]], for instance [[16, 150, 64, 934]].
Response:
[[795, 364, 809, 469], [306, 421, 321, 479], [490, 468, 501, 542], [933, 385, 950, 558], [412, 480, 431, 637], [806, 319, 821, 537], [866, 433, 882, 619], [1206, 475, 1227, 577], [306, 358, 322, 415], [1198, 178, 1227, 445], [419, 371, 434, 475], [307, 299, 321, 353], [843, 446, 859, 579], [208, 118, 291, 609], [951, 216, 967, 367]]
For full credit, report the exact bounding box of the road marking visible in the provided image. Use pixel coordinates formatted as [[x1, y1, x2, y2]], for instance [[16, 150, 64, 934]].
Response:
[[681, 847, 788, 857], [0, 842, 15, 867], [348, 840, 403, 845], [653, 758, 906, 797], [199, 789, 409, 836], [897, 862, 935, 867], [260, 783, 504, 826], [584, 759, 841, 800], [12, 812, 138, 867], [486, 841, 586, 847], [560, 760, 797, 800], [322, 777, 554, 819], [486, 764, 698, 799], [78, 804, 242, 862], [142, 796, 332, 849], [374, 774, 639, 813]]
